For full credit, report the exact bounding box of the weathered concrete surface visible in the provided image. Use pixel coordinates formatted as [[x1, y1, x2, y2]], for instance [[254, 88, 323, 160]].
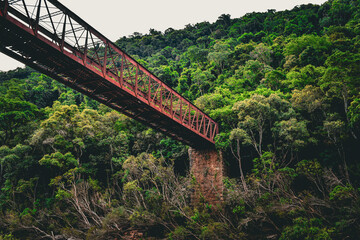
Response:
[[188, 147, 224, 206]]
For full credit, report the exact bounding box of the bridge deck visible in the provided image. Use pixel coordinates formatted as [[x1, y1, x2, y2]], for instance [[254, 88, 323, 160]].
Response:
[[0, 0, 218, 148]]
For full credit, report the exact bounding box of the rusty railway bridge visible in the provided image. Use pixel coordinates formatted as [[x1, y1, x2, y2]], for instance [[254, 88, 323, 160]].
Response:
[[0, 0, 218, 148]]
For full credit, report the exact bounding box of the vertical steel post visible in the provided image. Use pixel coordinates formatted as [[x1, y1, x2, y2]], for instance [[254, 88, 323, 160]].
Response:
[[102, 42, 108, 76], [60, 15, 67, 52], [2, 0, 8, 17], [196, 111, 199, 132], [170, 93, 173, 118], [34, 0, 42, 35], [188, 103, 191, 126], [83, 30, 88, 65], [205, 117, 210, 137], [180, 99, 183, 123], [213, 122, 217, 139], [148, 75, 151, 104], [160, 85, 162, 111], [135, 65, 138, 96], [0, 0, 3, 16], [203, 116, 206, 135], [22, 0, 32, 27], [120, 54, 124, 87]]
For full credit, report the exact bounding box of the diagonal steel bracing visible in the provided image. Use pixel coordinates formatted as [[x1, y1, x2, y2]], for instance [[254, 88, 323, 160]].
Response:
[[0, 0, 218, 148]]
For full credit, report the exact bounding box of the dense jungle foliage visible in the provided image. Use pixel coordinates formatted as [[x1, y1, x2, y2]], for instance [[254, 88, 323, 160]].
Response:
[[1, 0, 360, 239]]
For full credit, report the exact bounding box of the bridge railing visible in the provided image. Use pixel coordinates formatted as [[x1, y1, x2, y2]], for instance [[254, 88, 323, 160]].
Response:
[[0, 0, 219, 144]]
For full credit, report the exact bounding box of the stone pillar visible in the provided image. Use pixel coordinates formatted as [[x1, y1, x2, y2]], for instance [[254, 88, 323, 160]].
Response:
[[188, 147, 224, 206]]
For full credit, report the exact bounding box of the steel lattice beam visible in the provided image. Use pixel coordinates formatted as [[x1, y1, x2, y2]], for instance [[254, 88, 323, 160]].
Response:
[[0, 0, 219, 148]]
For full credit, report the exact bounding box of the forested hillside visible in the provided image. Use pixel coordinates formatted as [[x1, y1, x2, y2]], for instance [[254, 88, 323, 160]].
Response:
[[1, 0, 360, 239]]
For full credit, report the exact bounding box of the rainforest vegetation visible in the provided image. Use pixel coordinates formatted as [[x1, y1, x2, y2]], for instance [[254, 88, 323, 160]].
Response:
[[1, 0, 360, 239]]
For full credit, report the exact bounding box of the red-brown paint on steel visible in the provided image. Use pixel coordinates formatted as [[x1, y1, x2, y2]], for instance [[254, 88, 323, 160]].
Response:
[[0, 0, 219, 148]]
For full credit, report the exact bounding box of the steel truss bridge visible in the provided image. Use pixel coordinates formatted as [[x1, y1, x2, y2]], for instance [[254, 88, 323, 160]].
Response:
[[0, 0, 218, 148]]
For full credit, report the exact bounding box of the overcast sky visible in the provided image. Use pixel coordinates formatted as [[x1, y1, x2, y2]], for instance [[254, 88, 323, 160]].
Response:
[[0, 0, 327, 71]]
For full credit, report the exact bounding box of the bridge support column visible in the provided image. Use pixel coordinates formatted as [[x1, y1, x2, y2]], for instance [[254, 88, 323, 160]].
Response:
[[189, 147, 224, 206]]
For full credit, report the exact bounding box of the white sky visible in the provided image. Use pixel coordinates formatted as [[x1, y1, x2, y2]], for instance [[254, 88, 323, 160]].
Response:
[[0, 0, 327, 71]]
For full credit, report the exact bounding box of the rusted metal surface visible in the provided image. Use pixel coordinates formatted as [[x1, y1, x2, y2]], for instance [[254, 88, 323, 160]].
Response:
[[0, 0, 218, 148]]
